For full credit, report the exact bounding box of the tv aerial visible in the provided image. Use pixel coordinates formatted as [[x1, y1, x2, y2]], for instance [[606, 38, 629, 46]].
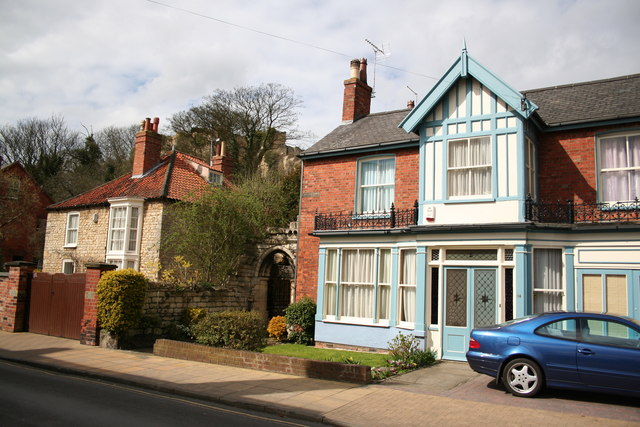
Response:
[[364, 39, 391, 98]]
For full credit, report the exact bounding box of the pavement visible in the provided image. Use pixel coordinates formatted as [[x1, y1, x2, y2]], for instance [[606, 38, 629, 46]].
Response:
[[0, 332, 638, 426]]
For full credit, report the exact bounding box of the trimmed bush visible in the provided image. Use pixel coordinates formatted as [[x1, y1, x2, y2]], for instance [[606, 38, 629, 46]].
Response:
[[267, 316, 287, 341], [191, 311, 267, 351], [284, 296, 316, 345], [97, 269, 148, 335]]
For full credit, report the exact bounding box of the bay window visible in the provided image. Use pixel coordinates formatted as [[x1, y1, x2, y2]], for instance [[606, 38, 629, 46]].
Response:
[[357, 157, 395, 213], [583, 273, 628, 316], [322, 248, 391, 323], [106, 198, 143, 270], [447, 136, 491, 198], [598, 132, 640, 202]]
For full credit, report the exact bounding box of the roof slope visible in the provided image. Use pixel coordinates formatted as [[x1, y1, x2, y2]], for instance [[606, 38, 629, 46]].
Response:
[[523, 74, 640, 127], [49, 152, 213, 210], [302, 109, 419, 156]]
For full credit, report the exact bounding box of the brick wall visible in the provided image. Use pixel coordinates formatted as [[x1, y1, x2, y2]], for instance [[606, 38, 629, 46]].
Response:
[[0, 262, 34, 332], [537, 123, 637, 203], [154, 339, 371, 383], [296, 147, 419, 300]]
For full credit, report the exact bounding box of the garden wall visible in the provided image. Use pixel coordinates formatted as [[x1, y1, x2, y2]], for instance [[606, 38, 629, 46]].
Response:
[[153, 339, 371, 384]]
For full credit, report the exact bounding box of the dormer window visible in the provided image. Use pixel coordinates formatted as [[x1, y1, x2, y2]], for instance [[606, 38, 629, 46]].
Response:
[[447, 137, 491, 198], [356, 156, 395, 213]]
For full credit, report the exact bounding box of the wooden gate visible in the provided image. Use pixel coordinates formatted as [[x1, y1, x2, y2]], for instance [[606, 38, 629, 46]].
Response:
[[28, 272, 86, 340]]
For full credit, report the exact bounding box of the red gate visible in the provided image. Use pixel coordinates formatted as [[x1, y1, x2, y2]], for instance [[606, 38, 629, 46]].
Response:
[[28, 272, 86, 340]]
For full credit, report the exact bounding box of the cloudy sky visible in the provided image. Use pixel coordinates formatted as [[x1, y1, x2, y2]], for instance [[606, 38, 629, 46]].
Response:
[[1, 0, 639, 147]]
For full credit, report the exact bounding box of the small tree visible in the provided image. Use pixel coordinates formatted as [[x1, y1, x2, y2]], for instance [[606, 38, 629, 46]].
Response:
[[97, 269, 148, 337]]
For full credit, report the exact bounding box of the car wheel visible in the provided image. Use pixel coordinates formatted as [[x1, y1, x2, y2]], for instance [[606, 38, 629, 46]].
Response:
[[502, 358, 543, 397]]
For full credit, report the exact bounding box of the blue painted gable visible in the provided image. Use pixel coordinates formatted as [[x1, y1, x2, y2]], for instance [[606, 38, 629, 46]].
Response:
[[399, 47, 538, 133]]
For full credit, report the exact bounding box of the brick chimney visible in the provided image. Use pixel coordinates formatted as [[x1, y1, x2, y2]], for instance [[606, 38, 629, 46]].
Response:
[[211, 141, 234, 183], [342, 58, 372, 123], [132, 117, 161, 177]]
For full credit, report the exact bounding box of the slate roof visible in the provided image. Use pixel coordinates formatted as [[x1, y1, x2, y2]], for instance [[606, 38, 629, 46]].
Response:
[[49, 151, 214, 210], [523, 73, 640, 127], [303, 73, 640, 156], [301, 109, 419, 157]]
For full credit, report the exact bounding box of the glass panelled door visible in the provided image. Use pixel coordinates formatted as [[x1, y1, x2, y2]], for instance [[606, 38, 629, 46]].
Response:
[[443, 267, 497, 360]]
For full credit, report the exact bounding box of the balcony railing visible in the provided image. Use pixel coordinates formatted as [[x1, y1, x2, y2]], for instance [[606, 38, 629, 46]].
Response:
[[314, 201, 419, 231], [525, 196, 640, 224]]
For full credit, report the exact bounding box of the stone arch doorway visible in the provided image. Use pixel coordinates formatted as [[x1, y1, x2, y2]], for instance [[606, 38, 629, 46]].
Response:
[[261, 250, 295, 318]]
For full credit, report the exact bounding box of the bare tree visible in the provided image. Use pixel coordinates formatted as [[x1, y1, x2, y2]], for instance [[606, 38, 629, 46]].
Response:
[[169, 83, 302, 179]]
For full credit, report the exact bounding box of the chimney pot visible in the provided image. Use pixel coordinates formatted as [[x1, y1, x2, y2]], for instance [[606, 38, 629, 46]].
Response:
[[407, 100, 415, 109], [349, 59, 361, 79], [359, 58, 368, 84]]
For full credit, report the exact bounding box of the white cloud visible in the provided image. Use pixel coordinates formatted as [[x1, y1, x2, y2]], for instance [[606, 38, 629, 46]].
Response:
[[1, 0, 638, 142]]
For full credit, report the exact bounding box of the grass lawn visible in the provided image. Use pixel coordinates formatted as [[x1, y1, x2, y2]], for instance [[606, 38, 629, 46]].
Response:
[[262, 343, 389, 367]]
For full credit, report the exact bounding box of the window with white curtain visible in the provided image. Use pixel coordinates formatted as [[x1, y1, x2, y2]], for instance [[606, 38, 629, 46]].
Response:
[[525, 137, 536, 198], [64, 212, 80, 247], [447, 136, 492, 198], [398, 249, 416, 324], [357, 157, 395, 213], [324, 249, 338, 318], [598, 132, 640, 202], [377, 249, 391, 320], [106, 198, 143, 270], [533, 248, 563, 313], [323, 248, 392, 323], [340, 249, 375, 319]]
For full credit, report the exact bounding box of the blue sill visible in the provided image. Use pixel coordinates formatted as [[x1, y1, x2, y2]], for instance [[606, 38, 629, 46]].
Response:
[[443, 197, 496, 204]]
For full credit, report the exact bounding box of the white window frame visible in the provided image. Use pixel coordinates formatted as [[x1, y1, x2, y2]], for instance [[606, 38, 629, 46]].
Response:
[[64, 212, 80, 248], [597, 131, 640, 203], [62, 259, 75, 274], [398, 248, 416, 328], [106, 198, 144, 270], [447, 136, 492, 199], [356, 156, 395, 214], [532, 248, 564, 313]]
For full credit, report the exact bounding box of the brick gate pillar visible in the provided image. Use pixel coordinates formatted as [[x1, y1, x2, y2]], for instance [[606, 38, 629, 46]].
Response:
[[0, 261, 35, 332], [80, 263, 117, 346]]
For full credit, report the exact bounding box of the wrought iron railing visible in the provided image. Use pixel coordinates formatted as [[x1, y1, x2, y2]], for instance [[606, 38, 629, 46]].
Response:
[[314, 201, 419, 231], [525, 196, 640, 224]]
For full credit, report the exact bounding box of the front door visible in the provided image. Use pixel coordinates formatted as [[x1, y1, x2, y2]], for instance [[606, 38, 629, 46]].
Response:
[[442, 267, 497, 360]]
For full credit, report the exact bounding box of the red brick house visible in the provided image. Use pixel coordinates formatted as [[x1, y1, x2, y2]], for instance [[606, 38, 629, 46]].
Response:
[[0, 162, 53, 268], [42, 117, 233, 278], [297, 49, 640, 359]]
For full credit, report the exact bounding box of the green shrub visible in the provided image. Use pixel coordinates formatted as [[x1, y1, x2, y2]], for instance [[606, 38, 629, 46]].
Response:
[[97, 269, 148, 335], [387, 332, 437, 368], [284, 296, 316, 345], [267, 316, 287, 341], [191, 311, 267, 351]]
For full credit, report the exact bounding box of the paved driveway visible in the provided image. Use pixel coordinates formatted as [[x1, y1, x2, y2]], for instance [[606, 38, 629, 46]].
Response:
[[383, 361, 640, 424]]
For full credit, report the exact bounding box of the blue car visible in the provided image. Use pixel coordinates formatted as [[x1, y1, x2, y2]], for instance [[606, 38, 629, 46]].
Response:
[[466, 312, 640, 397]]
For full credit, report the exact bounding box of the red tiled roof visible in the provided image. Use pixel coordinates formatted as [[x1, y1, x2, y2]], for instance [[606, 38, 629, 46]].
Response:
[[49, 152, 213, 210]]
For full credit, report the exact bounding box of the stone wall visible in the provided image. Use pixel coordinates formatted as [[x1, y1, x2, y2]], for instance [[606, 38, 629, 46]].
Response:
[[43, 202, 165, 280], [43, 207, 110, 273]]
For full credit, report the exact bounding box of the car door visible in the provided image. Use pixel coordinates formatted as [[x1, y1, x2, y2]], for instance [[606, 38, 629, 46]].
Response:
[[534, 318, 581, 385], [577, 318, 640, 393]]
